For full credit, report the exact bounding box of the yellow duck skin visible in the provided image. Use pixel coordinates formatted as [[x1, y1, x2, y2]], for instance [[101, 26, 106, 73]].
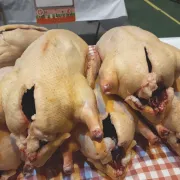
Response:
[[0, 29, 103, 172]]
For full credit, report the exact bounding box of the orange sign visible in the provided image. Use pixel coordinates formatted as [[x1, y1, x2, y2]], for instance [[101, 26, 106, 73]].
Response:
[[34, 0, 75, 24]]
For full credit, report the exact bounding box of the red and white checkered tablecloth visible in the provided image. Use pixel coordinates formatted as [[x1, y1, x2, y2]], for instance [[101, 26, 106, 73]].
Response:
[[17, 142, 180, 180], [125, 144, 180, 180]]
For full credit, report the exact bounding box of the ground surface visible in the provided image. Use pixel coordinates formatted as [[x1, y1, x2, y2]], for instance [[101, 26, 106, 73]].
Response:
[[125, 0, 180, 37]]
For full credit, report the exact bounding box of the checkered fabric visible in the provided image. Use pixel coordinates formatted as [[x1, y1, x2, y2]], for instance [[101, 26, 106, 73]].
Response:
[[125, 144, 180, 180], [17, 143, 180, 180], [16, 46, 180, 179]]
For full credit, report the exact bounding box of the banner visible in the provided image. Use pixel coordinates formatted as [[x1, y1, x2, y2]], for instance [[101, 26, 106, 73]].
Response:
[[34, 0, 75, 24]]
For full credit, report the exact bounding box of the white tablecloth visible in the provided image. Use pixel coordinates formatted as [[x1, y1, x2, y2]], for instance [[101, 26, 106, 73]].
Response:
[[160, 37, 180, 49], [160, 37, 180, 97], [0, 0, 127, 24]]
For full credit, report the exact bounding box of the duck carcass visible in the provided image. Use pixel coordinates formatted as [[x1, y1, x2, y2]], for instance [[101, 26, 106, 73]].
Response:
[[0, 29, 103, 172], [96, 26, 180, 155], [0, 24, 47, 68]]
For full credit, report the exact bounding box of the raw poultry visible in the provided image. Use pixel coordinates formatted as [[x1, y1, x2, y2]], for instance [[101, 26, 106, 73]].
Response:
[[61, 78, 160, 180], [0, 24, 47, 68], [1, 25, 156, 179], [0, 29, 103, 173], [60, 79, 137, 179], [1, 24, 180, 179], [0, 126, 21, 180], [61, 122, 136, 180], [0, 66, 21, 180], [96, 25, 180, 156], [94, 78, 160, 146], [58, 49, 161, 180]]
